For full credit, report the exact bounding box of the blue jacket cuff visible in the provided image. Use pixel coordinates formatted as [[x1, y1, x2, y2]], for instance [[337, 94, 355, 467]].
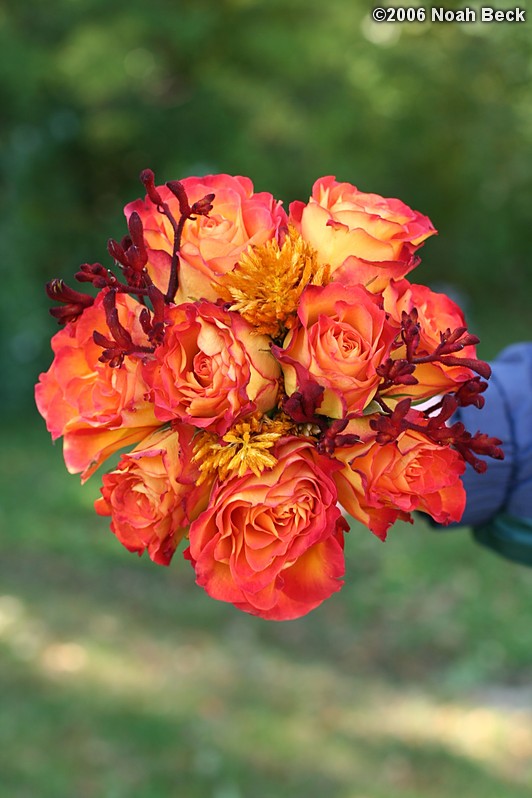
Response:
[[456, 342, 532, 527]]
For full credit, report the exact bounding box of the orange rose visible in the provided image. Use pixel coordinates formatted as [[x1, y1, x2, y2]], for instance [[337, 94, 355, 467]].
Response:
[[273, 283, 396, 418], [185, 437, 347, 620], [35, 291, 159, 479], [145, 301, 280, 435], [333, 415, 466, 540], [383, 280, 478, 400], [95, 426, 210, 565], [290, 176, 436, 290], [125, 174, 287, 303]]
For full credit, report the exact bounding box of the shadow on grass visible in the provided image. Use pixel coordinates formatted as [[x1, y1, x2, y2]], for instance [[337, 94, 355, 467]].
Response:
[[2, 641, 532, 798]]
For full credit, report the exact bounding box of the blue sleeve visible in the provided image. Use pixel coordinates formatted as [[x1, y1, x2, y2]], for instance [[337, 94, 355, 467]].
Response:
[[456, 342, 532, 525], [453, 342, 532, 563]]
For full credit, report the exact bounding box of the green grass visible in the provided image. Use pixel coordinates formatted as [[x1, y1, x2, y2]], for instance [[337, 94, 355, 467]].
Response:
[[2, 410, 532, 797]]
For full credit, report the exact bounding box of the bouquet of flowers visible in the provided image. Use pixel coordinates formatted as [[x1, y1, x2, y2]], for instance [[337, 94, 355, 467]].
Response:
[[35, 172, 503, 620]]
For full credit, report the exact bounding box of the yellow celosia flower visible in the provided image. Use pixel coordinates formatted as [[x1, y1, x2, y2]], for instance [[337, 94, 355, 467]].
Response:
[[193, 414, 296, 484], [217, 225, 330, 337]]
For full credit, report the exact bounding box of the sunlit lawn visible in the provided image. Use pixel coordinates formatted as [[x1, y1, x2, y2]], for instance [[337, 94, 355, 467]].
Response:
[[2, 410, 532, 797]]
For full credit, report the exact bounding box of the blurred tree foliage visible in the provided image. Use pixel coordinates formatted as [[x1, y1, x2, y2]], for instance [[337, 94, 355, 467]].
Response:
[[2, 0, 531, 410]]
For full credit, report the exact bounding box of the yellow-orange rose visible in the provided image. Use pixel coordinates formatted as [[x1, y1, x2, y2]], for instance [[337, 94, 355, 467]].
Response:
[[95, 426, 211, 565], [125, 173, 287, 303], [185, 437, 347, 620], [35, 291, 159, 480], [382, 279, 478, 400], [290, 176, 436, 291], [145, 301, 280, 435], [273, 283, 396, 418]]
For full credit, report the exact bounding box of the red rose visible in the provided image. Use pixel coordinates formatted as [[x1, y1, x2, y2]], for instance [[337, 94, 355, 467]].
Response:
[[334, 415, 466, 540], [185, 437, 347, 620], [95, 426, 210, 565], [274, 283, 396, 418], [35, 292, 159, 479], [145, 301, 280, 435]]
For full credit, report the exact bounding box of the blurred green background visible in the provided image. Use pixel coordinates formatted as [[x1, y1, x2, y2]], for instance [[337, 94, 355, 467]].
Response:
[[2, 1, 532, 796]]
